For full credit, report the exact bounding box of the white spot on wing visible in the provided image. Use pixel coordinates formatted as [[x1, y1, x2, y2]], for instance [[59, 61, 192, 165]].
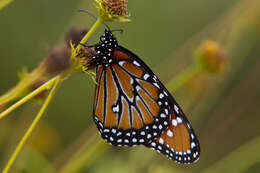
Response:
[[130, 78, 134, 84], [143, 74, 150, 80], [174, 105, 179, 114], [167, 130, 173, 137], [133, 61, 140, 66], [172, 119, 178, 126], [191, 142, 196, 149], [176, 117, 182, 123], [136, 85, 141, 91], [159, 138, 164, 144], [154, 83, 160, 88], [112, 104, 119, 113], [119, 61, 125, 66], [159, 93, 164, 99], [160, 113, 166, 118]]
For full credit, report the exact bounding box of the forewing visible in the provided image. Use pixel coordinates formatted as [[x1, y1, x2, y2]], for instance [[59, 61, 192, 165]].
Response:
[[93, 48, 170, 146]]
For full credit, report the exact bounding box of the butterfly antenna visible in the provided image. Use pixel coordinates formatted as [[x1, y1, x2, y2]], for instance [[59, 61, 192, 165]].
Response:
[[111, 29, 124, 34], [78, 9, 111, 31]]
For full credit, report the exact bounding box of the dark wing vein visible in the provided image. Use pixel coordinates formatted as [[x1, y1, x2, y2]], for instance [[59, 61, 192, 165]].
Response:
[[117, 63, 158, 103], [110, 65, 133, 129], [103, 68, 107, 125], [94, 68, 104, 112], [136, 90, 155, 118]]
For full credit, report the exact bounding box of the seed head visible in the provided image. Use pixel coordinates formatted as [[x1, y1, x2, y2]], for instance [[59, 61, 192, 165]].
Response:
[[102, 0, 128, 16], [40, 45, 71, 75], [72, 46, 97, 73], [95, 0, 130, 22]]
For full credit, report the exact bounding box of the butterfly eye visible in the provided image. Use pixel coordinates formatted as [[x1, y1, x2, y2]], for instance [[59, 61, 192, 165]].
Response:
[[91, 30, 200, 164]]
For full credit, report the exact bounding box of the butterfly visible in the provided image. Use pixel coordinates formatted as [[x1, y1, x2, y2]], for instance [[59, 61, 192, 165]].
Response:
[[87, 29, 200, 164]]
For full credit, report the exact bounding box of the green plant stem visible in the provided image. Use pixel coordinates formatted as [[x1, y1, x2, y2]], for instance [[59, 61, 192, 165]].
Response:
[[0, 68, 45, 106], [76, 17, 103, 52], [166, 64, 202, 92], [2, 75, 62, 173], [0, 76, 58, 120]]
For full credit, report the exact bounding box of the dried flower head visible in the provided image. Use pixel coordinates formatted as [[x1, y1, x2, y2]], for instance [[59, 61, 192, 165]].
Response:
[[102, 0, 127, 16], [196, 40, 227, 74], [95, 0, 130, 22], [40, 45, 71, 75], [71, 45, 97, 73]]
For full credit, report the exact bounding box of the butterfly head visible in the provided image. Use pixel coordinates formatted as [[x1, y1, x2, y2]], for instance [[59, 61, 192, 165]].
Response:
[[99, 29, 118, 49]]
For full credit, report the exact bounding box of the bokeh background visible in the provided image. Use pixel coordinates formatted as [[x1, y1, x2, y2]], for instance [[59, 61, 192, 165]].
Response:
[[1, 0, 260, 172]]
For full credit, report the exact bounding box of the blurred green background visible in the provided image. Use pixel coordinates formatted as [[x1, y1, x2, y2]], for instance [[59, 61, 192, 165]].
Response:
[[1, 0, 260, 172]]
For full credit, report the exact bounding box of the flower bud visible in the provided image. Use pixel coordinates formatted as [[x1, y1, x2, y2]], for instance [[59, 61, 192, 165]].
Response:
[[196, 40, 227, 74]]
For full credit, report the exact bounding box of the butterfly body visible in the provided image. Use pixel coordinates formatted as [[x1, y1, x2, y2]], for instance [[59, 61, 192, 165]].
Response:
[[90, 30, 200, 163]]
